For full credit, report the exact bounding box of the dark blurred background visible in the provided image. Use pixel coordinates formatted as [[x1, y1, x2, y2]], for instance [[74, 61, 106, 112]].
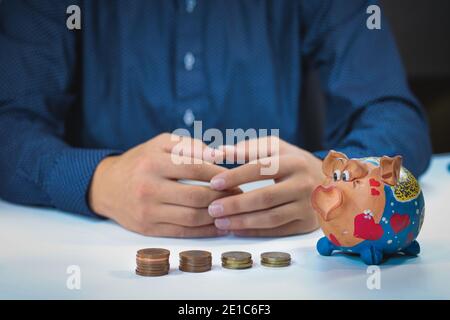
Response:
[[382, 0, 450, 154]]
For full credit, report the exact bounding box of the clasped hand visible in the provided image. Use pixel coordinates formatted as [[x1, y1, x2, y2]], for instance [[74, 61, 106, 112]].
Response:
[[89, 134, 322, 237]]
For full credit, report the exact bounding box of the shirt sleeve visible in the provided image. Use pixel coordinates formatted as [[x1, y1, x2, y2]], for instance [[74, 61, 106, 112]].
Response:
[[300, 0, 432, 176], [0, 0, 121, 217]]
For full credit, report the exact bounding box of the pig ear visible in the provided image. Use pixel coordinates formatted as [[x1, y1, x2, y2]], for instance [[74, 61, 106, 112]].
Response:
[[322, 150, 348, 177], [379, 156, 403, 186], [345, 159, 368, 180]]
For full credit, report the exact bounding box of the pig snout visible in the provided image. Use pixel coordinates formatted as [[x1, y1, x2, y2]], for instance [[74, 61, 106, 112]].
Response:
[[311, 185, 343, 221]]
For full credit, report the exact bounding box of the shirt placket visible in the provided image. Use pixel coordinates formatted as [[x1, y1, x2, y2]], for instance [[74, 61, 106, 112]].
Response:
[[175, 0, 207, 128]]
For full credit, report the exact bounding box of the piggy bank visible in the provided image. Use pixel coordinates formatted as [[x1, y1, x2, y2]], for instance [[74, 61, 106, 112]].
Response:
[[311, 150, 425, 265]]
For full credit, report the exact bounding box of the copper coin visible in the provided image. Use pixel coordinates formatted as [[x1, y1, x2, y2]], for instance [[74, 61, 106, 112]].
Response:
[[136, 262, 168, 269], [137, 248, 170, 259], [179, 250, 211, 261], [185, 262, 211, 268], [135, 269, 169, 277], [136, 256, 169, 263], [136, 260, 169, 267], [136, 263, 170, 270], [180, 262, 212, 268], [180, 255, 212, 262], [179, 259, 212, 267], [137, 264, 170, 272], [179, 264, 212, 273], [179, 259, 211, 266]]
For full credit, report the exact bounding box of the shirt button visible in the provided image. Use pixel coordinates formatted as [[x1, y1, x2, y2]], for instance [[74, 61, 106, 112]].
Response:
[[184, 52, 195, 71], [183, 109, 195, 127], [185, 0, 197, 13]]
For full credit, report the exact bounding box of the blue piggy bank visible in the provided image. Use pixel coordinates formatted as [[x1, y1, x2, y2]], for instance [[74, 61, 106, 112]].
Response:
[[311, 151, 425, 265]]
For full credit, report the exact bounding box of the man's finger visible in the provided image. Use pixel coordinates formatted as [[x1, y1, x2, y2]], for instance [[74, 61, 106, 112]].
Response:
[[218, 136, 281, 163], [210, 156, 291, 190], [213, 202, 300, 230], [208, 180, 298, 217], [161, 154, 228, 181], [143, 223, 227, 238], [153, 204, 214, 227], [160, 133, 222, 163], [231, 219, 318, 237], [159, 180, 240, 208]]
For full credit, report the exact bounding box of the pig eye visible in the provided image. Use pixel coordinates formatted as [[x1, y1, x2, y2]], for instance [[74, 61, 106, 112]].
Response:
[[333, 169, 341, 181], [342, 170, 350, 182]]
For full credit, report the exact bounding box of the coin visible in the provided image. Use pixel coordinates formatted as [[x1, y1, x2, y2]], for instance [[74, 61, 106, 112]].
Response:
[[260, 252, 291, 267], [180, 251, 212, 264], [261, 262, 290, 267], [137, 264, 170, 271], [135, 269, 169, 277], [221, 261, 253, 270], [261, 252, 290, 261], [261, 259, 291, 265], [222, 259, 253, 265], [136, 264, 170, 271], [221, 251, 253, 270], [137, 248, 170, 259], [179, 261, 211, 268], [136, 255, 169, 263], [179, 264, 212, 273], [180, 250, 211, 260], [179, 250, 212, 273], [136, 248, 170, 277], [136, 259, 169, 266], [221, 251, 252, 262]]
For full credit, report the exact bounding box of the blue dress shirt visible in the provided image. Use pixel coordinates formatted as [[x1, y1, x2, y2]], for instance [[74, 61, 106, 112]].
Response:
[[0, 0, 431, 217]]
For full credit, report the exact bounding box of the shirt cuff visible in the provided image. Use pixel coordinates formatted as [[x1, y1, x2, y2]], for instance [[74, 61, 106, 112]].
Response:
[[43, 148, 122, 218]]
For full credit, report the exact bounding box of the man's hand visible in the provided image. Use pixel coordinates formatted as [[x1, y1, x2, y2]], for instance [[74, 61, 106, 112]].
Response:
[[89, 133, 236, 237], [208, 137, 323, 237]]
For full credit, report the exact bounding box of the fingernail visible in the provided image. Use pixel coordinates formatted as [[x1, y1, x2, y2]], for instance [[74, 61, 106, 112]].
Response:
[[208, 203, 224, 217], [210, 178, 226, 190], [215, 218, 231, 230]]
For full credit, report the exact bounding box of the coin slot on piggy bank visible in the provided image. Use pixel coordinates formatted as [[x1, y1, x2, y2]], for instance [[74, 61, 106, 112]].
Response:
[[311, 150, 425, 265]]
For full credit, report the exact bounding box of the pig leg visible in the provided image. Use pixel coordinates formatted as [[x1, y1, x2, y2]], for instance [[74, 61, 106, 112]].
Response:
[[316, 237, 336, 256], [402, 240, 420, 256], [360, 246, 384, 265]]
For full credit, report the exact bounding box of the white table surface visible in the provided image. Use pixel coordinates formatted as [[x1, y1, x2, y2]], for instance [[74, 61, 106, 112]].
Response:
[[1, 154, 450, 300]]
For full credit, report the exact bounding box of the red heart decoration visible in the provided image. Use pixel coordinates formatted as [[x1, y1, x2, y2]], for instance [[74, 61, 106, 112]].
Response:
[[353, 213, 384, 240], [390, 213, 410, 234], [329, 233, 341, 247], [369, 178, 381, 187], [371, 188, 380, 196]]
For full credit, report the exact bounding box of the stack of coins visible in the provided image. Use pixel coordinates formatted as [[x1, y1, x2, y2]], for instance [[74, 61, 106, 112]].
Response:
[[260, 252, 291, 267], [136, 248, 170, 277], [221, 251, 253, 269], [179, 250, 212, 273]]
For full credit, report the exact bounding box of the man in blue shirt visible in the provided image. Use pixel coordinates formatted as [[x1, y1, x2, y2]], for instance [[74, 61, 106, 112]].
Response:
[[0, 0, 431, 237]]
